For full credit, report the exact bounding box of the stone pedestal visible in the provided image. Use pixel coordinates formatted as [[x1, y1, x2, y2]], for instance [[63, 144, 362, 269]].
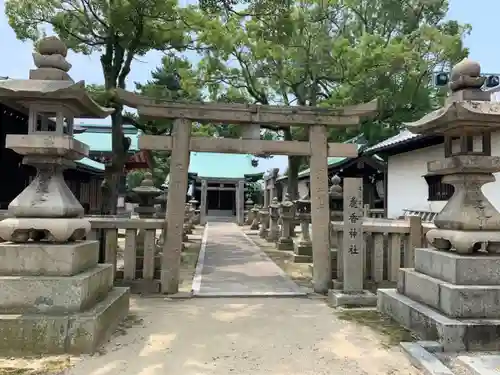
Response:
[[378, 247, 500, 351], [0, 240, 129, 354]]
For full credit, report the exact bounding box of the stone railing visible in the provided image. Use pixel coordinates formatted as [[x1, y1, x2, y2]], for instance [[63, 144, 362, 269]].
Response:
[[87, 216, 165, 292], [330, 216, 435, 288]]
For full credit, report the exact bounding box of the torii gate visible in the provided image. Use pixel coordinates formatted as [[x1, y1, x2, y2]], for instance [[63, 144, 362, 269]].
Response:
[[115, 88, 377, 295]]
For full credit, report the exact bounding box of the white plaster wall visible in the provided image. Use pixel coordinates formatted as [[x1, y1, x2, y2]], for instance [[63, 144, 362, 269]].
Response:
[[387, 131, 500, 218]]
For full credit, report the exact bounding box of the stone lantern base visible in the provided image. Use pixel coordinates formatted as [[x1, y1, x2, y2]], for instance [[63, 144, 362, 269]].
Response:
[[0, 240, 129, 354], [378, 247, 500, 351], [0, 217, 90, 243]]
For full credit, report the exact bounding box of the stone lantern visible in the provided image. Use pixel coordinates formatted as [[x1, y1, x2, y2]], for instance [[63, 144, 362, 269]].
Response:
[[294, 195, 312, 262], [250, 204, 260, 230], [277, 193, 296, 250], [132, 172, 162, 219], [413, 59, 500, 253], [378, 58, 500, 351], [189, 198, 200, 225], [244, 195, 254, 224], [329, 174, 343, 220], [258, 205, 270, 239], [0, 36, 129, 354], [267, 197, 280, 242]]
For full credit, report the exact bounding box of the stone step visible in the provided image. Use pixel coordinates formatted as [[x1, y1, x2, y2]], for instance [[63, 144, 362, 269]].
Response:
[[398, 268, 500, 319], [0, 240, 98, 276], [0, 286, 130, 355], [378, 288, 500, 352], [0, 264, 113, 314], [414, 247, 500, 285]]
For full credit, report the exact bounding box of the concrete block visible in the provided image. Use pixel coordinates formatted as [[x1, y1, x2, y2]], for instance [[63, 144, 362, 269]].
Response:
[[0, 287, 129, 355], [0, 240, 98, 276], [401, 269, 500, 319], [400, 342, 453, 375], [328, 289, 377, 307], [0, 264, 113, 314], [414, 248, 500, 285], [378, 288, 500, 351]]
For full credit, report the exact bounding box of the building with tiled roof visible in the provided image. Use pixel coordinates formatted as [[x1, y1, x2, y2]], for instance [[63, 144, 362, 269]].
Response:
[[188, 152, 263, 217]]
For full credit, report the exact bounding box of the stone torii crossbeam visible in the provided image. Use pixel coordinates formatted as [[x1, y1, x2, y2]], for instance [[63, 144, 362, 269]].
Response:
[[115, 88, 378, 294]]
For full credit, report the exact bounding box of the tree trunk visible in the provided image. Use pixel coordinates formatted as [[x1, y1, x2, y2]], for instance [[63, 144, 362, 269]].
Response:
[[284, 128, 302, 200], [101, 109, 127, 215]]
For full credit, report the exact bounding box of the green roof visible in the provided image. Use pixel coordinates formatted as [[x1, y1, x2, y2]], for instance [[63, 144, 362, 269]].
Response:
[[189, 152, 259, 178], [76, 157, 105, 171]]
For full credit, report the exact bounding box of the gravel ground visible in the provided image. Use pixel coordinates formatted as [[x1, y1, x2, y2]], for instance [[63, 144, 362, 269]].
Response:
[[64, 296, 421, 375]]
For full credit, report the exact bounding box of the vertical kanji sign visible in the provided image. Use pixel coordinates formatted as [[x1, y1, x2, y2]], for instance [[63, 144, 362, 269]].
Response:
[[343, 178, 364, 292]]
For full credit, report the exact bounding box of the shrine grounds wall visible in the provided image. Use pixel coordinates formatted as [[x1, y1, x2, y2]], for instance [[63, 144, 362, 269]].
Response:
[[386, 130, 500, 218]]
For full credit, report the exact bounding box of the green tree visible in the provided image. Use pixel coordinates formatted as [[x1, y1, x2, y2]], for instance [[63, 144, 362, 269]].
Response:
[[5, 0, 190, 214], [193, 0, 469, 199]]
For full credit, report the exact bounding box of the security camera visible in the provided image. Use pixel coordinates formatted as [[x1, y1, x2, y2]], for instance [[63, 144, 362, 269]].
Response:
[[486, 75, 500, 88], [434, 72, 449, 87]]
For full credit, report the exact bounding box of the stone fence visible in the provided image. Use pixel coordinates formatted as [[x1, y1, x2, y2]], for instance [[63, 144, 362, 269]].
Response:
[[87, 216, 165, 293], [329, 216, 435, 289]]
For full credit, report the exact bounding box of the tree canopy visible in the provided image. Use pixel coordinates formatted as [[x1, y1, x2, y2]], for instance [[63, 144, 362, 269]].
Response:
[[5, 0, 471, 202]]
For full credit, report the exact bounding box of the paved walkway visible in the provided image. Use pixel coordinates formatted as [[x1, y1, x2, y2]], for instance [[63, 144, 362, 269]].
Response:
[[192, 222, 306, 297]]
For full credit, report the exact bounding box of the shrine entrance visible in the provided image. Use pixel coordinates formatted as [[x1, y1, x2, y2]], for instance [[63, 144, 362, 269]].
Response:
[[115, 89, 377, 295]]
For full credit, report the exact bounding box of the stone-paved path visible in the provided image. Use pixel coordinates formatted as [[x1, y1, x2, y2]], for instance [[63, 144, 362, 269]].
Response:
[[192, 222, 306, 297]]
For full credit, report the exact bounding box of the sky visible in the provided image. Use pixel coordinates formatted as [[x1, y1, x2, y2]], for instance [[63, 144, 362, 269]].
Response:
[[0, 0, 497, 174]]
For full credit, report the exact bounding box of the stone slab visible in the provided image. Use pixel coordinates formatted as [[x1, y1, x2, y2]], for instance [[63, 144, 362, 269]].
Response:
[[378, 288, 500, 351], [0, 264, 113, 314], [416, 341, 444, 353], [0, 287, 129, 355], [457, 355, 500, 375], [0, 240, 98, 276], [414, 247, 500, 285], [328, 289, 377, 307], [400, 342, 454, 375], [399, 268, 500, 319]]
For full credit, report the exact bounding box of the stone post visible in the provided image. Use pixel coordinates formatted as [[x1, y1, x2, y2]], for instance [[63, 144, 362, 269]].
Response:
[[277, 194, 296, 250], [258, 206, 270, 238], [200, 179, 207, 225], [250, 204, 260, 230], [329, 178, 376, 307], [294, 198, 312, 263], [244, 195, 254, 224], [188, 198, 199, 228], [0, 36, 129, 354], [266, 197, 280, 242]]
